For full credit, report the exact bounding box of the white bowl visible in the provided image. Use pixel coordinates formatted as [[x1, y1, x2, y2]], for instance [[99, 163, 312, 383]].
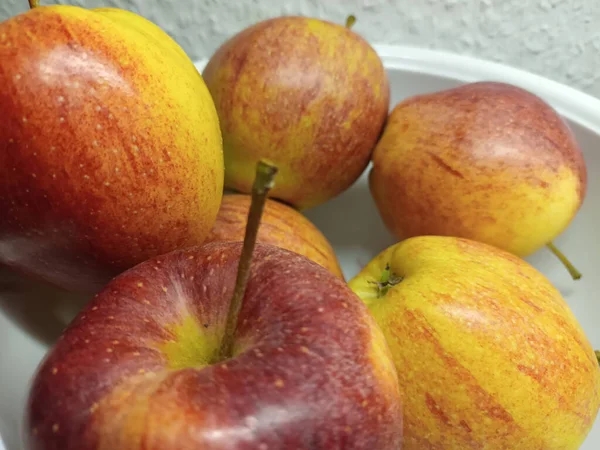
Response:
[[1, 44, 599, 449]]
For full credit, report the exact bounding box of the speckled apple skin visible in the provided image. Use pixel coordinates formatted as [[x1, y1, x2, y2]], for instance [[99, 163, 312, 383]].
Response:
[[202, 16, 390, 210], [0, 6, 223, 292], [25, 242, 403, 450], [205, 193, 344, 279], [369, 81, 587, 257]]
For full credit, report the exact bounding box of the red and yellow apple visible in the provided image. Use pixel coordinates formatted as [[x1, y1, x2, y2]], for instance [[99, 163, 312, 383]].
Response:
[[202, 16, 389, 210], [349, 235, 600, 449], [0, 5, 223, 293], [25, 242, 403, 449], [205, 193, 344, 279], [369, 81, 587, 257]]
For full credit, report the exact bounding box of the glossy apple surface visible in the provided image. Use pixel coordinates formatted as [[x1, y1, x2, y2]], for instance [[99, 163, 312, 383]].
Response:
[[205, 193, 344, 279], [349, 235, 600, 449], [369, 82, 587, 257], [26, 242, 403, 449], [0, 6, 223, 292], [202, 16, 389, 210]]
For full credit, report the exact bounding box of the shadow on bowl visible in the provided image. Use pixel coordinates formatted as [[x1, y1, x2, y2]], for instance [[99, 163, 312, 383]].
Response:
[[0, 267, 91, 346], [303, 167, 398, 279]]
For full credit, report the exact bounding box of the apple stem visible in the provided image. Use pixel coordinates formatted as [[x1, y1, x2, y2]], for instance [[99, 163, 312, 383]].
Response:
[[345, 14, 356, 29], [219, 160, 278, 360], [28, 0, 39, 8], [546, 242, 582, 280], [596, 350, 600, 367]]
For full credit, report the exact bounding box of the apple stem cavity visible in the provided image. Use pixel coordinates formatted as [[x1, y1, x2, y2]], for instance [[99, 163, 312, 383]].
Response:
[[596, 350, 600, 367], [28, 0, 39, 8], [345, 15, 356, 29], [546, 241, 582, 281], [219, 159, 278, 360]]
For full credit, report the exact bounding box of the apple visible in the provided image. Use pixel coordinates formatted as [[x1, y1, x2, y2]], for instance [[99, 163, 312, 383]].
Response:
[[0, 4, 224, 293], [25, 243, 404, 449], [24, 160, 403, 449], [205, 193, 344, 279], [349, 235, 600, 449], [369, 82, 587, 268], [24, 246, 403, 449], [202, 15, 389, 210]]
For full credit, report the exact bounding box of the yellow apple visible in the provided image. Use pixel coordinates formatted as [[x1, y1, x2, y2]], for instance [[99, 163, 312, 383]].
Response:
[[0, 5, 223, 292], [349, 235, 599, 449]]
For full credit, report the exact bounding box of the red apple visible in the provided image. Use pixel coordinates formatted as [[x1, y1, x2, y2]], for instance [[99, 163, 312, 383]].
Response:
[[205, 193, 344, 279], [25, 242, 403, 449]]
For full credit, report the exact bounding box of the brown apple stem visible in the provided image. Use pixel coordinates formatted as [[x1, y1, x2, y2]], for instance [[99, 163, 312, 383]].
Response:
[[28, 0, 40, 8], [345, 15, 356, 29], [595, 350, 600, 367], [219, 160, 278, 360], [546, 242, 582, 280]]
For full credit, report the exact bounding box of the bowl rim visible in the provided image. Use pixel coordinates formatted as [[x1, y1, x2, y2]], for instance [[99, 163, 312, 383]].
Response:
[[195, 43, 600, 136]]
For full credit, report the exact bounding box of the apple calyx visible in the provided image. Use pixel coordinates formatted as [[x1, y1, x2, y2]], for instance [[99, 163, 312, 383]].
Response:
[[370, 263, 403, 298], [546, 241, 582, 281], [28, 0, 39, 8], [345, 14, 356, 29], [218, 159, 279, 360]]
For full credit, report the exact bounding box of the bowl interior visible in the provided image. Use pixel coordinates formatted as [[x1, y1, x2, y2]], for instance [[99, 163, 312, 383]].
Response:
[[1, 49, 599, 449]]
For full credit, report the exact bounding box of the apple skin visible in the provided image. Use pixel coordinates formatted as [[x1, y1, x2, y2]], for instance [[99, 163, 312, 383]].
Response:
[[0, 6, 223, 293], [369, 81, 587, 257], [202, 16, 389, 210], [204, 193, 344, 279], [25, 242, 403, 449], [349, 235, 600, 449]]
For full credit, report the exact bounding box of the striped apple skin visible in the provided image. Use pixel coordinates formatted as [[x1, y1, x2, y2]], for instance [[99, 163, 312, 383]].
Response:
[[350, 236, 600, 450]]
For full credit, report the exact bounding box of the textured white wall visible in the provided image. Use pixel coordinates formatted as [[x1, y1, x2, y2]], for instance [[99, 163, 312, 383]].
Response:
[[2, 0, 600, 98]]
